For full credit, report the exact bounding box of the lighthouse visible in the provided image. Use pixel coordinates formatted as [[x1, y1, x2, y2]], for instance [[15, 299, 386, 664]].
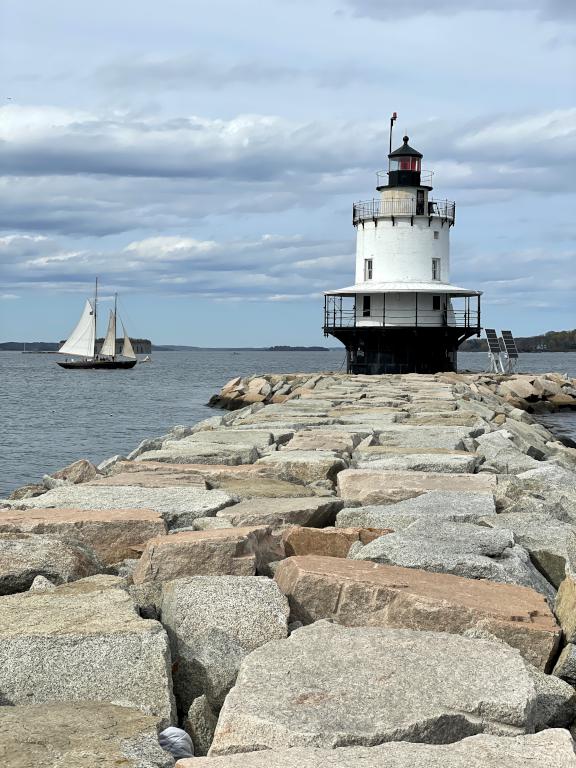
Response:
[[323, 124, 482, 374]]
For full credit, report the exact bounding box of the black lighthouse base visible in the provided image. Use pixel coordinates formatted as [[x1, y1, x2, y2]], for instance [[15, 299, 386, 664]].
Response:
[[327, 327, 477, 375]]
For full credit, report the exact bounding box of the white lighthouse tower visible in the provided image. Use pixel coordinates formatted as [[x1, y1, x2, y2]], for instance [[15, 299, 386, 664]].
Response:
[[323, 122, 482, 374]]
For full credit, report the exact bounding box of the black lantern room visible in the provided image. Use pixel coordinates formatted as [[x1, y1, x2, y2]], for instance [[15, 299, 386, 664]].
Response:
[[381, 135, 424, 189]]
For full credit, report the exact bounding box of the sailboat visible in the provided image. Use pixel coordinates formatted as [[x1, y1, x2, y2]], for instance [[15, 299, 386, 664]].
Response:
[[57, 279, 138, 370]]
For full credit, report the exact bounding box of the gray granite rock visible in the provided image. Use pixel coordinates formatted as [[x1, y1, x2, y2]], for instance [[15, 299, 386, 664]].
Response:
[[216, 496, 343, 529], [132, 527, 282, 582], [50, 458, 101, 484], [0, 532, 103, 595], [374, 425, 479, 450], [139, 443, 259, 466], [495, 470, 576, 526], [210, 621, 543, 754], [113, 557, 140, 578], [0, 506, 168, 566], [175, 429, 274, 450], [129, 581, 163, 620], [475, 430, 542, 474], [354, 451, 478, 473], [29, 574, 56, 591], [0, 575, 176, 725], [456, 398, 497, 421], [526, 662, 576, 728], [334, 415, 400, 428], [161, 576, 289, 714], [42, 474, 67, 490], [353, 445, 479, 473], [3, 485, 235, 530], [351, 520, 556, 601], [179, 730, 576, 767], [553, 643, 576, 685], [185, 695, 218, 757], [191, 414, 227, 432], [337, 469, 496, 506], [97, 454, 127, 473], [234, 417, 339, 431], [0, 702, 174, 768], [501, 419, 553, 459], [7, 483, 46, 500], [255, 451, 348, 485], [482, 512, 572, 588], [127, 436, 166, 461], [282, 431, 356, 454], [336, 490, 496, 530], [517, 463, 576, 489]]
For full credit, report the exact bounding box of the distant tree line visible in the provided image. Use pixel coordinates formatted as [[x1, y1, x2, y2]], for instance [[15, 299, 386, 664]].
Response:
[[0, 338, 151, 352], [461, 329, 576, 352]]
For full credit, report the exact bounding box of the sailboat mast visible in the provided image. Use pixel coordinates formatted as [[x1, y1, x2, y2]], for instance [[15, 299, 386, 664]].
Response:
[[113, 293, 117, 360], [94, 277, 98, 359]]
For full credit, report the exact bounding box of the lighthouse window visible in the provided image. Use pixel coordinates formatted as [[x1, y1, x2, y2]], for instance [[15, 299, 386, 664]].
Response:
[[389, 158, 420, 172], [362, 296, 371, 317], [364, 259, 373, 281], [433, 231, 439, 240], [432, 258, 441, 281], [432, 295, 441, 311]]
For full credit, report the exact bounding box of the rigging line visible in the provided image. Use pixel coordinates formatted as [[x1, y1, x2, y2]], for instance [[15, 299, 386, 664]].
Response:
[[116, 296, 136, 335]]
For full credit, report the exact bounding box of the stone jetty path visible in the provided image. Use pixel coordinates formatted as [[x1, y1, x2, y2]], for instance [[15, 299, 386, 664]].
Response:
[[1, 371, 576, 766]]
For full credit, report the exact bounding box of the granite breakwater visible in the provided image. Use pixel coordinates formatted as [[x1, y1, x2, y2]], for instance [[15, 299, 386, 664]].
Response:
[[1, 371, 576, 765]]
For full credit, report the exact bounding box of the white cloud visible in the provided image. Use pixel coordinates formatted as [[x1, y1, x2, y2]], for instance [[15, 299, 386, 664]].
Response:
[[0, 105, 574, 241], [1, 104, 574, 185], [0, 104, 574, 324], [0, 232, 354, 301]]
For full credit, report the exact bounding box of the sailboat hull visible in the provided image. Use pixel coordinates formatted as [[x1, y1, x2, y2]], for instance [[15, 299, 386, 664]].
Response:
[[57, 359, 137, 370]]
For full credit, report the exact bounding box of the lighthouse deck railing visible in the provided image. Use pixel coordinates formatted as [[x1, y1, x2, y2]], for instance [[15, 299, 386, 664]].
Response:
[[323, 301, 480, 332], [353, 198, 455, 226]]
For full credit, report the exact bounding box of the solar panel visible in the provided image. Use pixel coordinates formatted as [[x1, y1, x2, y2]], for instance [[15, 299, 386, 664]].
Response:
[[485, 329, 501, 355], [498, 337, 506, 353], [501, 330, 519, 359]]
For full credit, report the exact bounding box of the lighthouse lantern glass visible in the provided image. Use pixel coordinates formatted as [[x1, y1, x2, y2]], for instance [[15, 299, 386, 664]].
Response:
[[389, 158, 421, 172]]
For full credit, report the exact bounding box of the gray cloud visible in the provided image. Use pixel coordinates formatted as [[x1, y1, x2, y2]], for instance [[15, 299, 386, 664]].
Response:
[[1, 106, 574, 183], [0, 104, 574, 318], [341, 0, 576, 21], [0, 109, 375, 181], [2, 230, 572, 319], [95, 55, 384, 92], [0, 232, 355, 301], [451, 245, 576, 313], [0, 105, 574, 239]]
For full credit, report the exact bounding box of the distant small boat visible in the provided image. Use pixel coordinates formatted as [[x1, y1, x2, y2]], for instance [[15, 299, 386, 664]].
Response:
[[141, 355, 151, 363], [57, 279, 138, 370]]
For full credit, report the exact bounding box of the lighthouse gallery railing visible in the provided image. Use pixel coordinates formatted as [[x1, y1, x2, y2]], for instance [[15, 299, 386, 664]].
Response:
[[353, 198, 455, 225], [323, 301, 480, 331]]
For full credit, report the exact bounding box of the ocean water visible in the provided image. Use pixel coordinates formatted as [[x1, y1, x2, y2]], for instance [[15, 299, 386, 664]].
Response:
[[1, 350, 575, 498]]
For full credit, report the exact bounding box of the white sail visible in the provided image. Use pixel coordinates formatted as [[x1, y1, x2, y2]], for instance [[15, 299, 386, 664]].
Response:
[[58, 300, 95, 357], [100, 309, 117, 357], [121, 324, 137, 359]]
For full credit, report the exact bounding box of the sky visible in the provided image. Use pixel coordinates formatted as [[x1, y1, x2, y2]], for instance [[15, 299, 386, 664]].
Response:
[[0, 0, 574, 346]]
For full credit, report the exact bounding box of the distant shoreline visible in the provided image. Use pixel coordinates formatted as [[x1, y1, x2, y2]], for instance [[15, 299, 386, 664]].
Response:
[[0, 343, 337, 352], [461, 329, 576, 353], [3, 328, 575, 353]]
